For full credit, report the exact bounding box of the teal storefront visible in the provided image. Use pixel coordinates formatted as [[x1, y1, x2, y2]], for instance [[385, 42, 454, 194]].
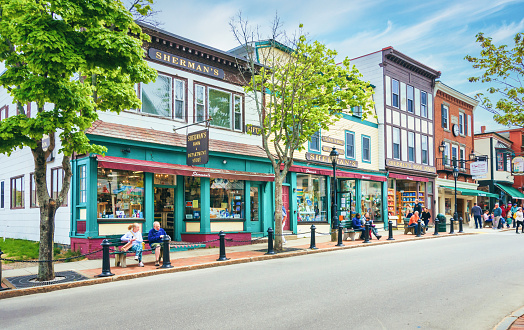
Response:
[[69, 123, 276, 253]]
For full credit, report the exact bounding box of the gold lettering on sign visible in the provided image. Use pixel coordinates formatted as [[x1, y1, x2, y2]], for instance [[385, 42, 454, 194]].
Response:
[[149, 48, 225, 80], [213, 69, 219, 76], [187, 62, 195, 69], [180, 59, 186, 67], [321, 136, 344, 146], [172, 57, 179, 65], [204, 67, 210, 73], [155, 51, 161, 59], [164, 54, 171, 62], [305, 153, 358, 167], [386, 159, 436, 173], [322, 145, 344, 155]]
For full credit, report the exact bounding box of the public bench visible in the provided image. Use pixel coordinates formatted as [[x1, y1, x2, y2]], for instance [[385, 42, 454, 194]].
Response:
[[483, 220, 493, 228], [403, 220, 426, 235], [340, 220, 364, 241], [106, 237, 161, 268]]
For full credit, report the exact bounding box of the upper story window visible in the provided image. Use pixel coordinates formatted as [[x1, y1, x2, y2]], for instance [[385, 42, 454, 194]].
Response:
[[408, 131, 415, 162], [10, 175, 24, 209], [140, 74, 186, 121], [441, 104, 449, 129], [310, 130, 321, 152], [422, 136, 428, 165], [362, 136, 371, 163], [194, 84, 244, 131], [460, 147, 465, 169], [345, 131, 355, 159], [51, 167, 67, 206], [459, 113, 464, 135], [407, 85, 414, 113], [420, 91, 428, 118], [352, 106, 362, 117], [451, 145, 458, 166], [0, 180, 4, 209], [444, 142, 451, 165], [392, 79, 399, 108], [30, 173, 39, 208], [393, 127, 400, 160], [0, 105, 8, 121], [79, 165, 87, 204]]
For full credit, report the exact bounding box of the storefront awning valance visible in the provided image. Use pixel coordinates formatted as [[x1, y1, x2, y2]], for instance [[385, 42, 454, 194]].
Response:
[[440, 186, 498, 198], [97, 156, 275, 182], [495, 184, 524, 200], [284, 164, 386, 182], [389, 173, 429, 182]]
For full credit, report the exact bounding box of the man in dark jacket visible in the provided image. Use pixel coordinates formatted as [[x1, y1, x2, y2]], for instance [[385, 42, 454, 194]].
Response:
[[413, 199, 423, 215], [148, 221, 167, 266], [471, 202, 483, 229], [352, 213, 366, 239]]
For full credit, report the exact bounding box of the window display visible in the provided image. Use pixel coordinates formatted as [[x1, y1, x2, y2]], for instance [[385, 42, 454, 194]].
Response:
[[250, 186, 259, 221], [340, 180, 356, 219], [296, 174, 327, 222], [154, 174, 176, 186], [185, 177, 200, 220], [210, 178, 244, 219], [97, 168, 144, 218], [361, 180, 382, 222]]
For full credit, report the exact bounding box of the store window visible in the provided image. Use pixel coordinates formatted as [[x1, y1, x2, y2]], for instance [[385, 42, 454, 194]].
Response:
[[427, 181, 433, 210], [397, 180, 417, 217], [79, 165, 86, 204], [185, 177, 201, 220], [392, 79, 399, 108], [310, 130, 320, 152], [154, 174, 176, 186], [97, 168, 144, 218], [250, 186, 259, 221], [407, 85, 414, 113], [345, 131, 355, 159], [340, 180, 356, 218], [296, 174, 327, 222], [445, 197, 452, 215], [408, 132, 415, 162], [10, 175, 24, 209], [210, 179, 244, 219], [393, 127, 400, 159], [51, 167, 67, 206], [30, 173, 39, 208], [361, 181, 382, 222]]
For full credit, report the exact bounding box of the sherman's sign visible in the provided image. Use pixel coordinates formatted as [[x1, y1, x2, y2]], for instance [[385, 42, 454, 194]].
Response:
[[149, 48, 224, 79], [322, 145, 344, 155], [386, 159, 436, 173], [187, 129, 209, 166], [306, 152, 358, 168]]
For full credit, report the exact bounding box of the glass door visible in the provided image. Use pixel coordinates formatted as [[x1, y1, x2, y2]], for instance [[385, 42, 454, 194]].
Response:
[[153, 174, 177, 239]]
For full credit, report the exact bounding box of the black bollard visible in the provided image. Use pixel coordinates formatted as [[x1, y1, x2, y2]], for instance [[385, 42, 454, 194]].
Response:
[[0, 248, 10, 291], [387, 221, 395, 240], [458, 217, 464, 233], [336, 223, 344, 247], [216, 231, 229, 261], [449, 218, 455, 234], [160, 235, 173, 268], [266, 228, 275, 255], [434, 219, 440, 235], [97, 239, 114, 277], [363, 221, 370, 243], [416, 219, 422, 237], [310, 225, 318, 250]]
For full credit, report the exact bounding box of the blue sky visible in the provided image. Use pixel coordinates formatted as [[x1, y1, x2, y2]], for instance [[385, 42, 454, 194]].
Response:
[[154, 0, 524, 133]]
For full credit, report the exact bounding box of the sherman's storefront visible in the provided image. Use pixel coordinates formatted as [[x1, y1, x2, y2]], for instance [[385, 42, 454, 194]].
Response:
[[69, 121, 275, 253]]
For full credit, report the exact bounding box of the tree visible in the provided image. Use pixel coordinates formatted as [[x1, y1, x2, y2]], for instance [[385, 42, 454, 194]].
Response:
[[465, 32, 524, 127], [230, 15, 374, 251], [0, 0, 157, 280], [126, 0, 162, 27]]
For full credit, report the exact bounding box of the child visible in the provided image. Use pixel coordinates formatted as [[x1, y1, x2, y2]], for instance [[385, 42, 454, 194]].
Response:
[[506, 209, 513, 228]]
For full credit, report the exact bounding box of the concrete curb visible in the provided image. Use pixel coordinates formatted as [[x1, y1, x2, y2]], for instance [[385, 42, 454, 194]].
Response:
[[0, 232, 472, 300], [494, 306, 524, 330]]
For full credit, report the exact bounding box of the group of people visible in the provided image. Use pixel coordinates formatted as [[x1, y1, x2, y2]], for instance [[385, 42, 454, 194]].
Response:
[[120, 221, 167, 267], [471, 202, 524, 233], [351, 212, 382, 240], [405, 199, 431, 234]]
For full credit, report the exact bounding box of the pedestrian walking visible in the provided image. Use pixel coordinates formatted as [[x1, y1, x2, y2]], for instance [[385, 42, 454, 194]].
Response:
[[515, 207, 523, 234], [471, 203, 483, 229], [506, 203, 513, 228], [493, 203, 502, 229], [511, 203, 518, 228]]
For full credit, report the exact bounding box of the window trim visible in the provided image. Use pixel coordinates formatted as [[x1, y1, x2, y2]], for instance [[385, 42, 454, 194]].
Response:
[[78, 165, 87, 205], [392, 127, 401, 160], [309, 130, 321, 153], [459, 112, 465, 135], [233, 95, 243, 132], [10, 175, 24, 209], [0, 180, 4, 209], [407, 85, 414, 113], [362, 135, 371, 163], [345, 130, 356, 160], [30, 173, 39, 208], [392, 79, 400, 108], [421, 135, 428, 165], [408, 131, 415, 162], [194, 83, 207, 123], [420, 91, 428, 118], [459, 146, 465, 169], [51, 167, 67, 207], [0, 105, 8, 121], [441, 104, 449, 129], [352, 106, 362, 117]]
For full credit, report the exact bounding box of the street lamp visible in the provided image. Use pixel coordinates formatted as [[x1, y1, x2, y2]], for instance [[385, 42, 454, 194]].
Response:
[[330, 147, 339, 234], [453, 164, 459, 226]]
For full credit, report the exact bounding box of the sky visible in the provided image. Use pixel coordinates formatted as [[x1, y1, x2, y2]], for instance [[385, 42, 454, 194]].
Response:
[[153, 0, 524, 133]]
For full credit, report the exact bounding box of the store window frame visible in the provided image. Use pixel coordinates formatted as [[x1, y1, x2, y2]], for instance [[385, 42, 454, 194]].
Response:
[[138, 72, 188, 122], [51, 167, 67, 206], [296, 173, 328, 223], [209, 179, 245, 220], [345, 130, 355, 159], [10, 175, 24, 209], [97, 168, 145, 219], [30, 173, 39, 208], [362, 135, 371, 163], [392, 78, 399, 108], [309, 130, 321, 153]]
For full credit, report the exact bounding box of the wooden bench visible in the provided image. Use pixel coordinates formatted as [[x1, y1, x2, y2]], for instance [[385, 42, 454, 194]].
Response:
[[483, 220, 493, 228], [340, 220, 364, 241], [107, 238, 162, 268], [404, 221, 426, 235]]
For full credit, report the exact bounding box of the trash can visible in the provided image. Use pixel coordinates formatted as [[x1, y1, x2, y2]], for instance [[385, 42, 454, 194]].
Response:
[[436, 213, 447, 232]]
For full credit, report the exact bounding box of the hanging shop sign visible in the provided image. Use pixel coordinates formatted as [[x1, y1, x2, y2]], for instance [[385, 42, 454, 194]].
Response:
[[322, 145, 344, 155], [470, 161, 488, 176], [187, 129, 209, 166], [246, 124, 261, 136], [386, 159, 436, 173], [321, 136, 344, 146], [305, 152, 358, 167], [512, 156, 524, 175], [149, 48, 224, 79]]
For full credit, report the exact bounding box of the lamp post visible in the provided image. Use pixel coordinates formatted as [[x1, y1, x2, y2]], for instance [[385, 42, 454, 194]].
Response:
[[453, 164, 459, 228], [330, 147, 339, 241]]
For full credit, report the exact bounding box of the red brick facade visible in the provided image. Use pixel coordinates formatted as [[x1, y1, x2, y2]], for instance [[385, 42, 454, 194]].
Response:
[[433, 85, 476, 183]]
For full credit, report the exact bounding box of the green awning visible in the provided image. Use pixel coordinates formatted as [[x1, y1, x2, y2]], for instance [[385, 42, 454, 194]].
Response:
[[440, 186, 499, 198], [495, 184, 524, 200]]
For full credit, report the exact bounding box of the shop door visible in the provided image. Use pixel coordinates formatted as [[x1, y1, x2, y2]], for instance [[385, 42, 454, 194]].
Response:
[[154, 187, 175, 239], [245, 185, 262, 233], [457, 199, 464, 220], [282, 186, 290, 231]]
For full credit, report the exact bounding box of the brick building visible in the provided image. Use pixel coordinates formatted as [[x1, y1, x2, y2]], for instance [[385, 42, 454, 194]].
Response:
[[433, 82, 485, 222], [494, 127, 524, 193]]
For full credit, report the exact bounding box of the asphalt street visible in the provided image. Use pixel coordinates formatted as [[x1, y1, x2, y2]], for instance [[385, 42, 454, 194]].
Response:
[[0, 230, 523, 329]]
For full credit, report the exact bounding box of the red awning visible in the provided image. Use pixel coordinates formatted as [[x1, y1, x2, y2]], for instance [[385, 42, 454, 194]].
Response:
[[389, 173, 429, 182], [284, 164, 386, 182], [97, 156, 274, 182]]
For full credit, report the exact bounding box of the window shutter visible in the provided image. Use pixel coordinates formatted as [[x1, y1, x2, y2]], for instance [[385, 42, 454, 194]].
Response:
[[441, 104, 446, 128], [467, 115, 472, 136]]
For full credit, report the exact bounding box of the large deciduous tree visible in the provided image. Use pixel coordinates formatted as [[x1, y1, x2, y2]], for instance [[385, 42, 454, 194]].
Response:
[[465, 32, 524, 127], [0, 0, 156, 280], [230, 15, 374, 251]]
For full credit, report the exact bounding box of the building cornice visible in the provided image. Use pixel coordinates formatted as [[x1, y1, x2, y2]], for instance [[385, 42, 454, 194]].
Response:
[[434, 81, 479, 111]]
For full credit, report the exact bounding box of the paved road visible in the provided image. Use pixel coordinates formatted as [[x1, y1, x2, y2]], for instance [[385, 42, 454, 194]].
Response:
[[1, 231, 523, 329]]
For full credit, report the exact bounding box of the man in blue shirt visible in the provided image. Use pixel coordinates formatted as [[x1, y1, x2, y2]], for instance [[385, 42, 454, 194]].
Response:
[[352, 213, 366, 239], [471, 203, 483, 229], [148, 221, 167, 266], [493, 203, 502, 230]]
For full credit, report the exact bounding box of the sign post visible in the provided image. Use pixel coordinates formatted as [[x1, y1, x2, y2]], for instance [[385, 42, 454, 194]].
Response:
[[187, 129, 209, 166]]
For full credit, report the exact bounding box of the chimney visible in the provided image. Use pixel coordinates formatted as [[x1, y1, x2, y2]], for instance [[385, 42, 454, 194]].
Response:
[[481, 126, 486, 133]]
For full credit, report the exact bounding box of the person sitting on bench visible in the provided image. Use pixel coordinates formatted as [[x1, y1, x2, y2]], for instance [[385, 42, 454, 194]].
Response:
[[352, 213, 366, 239], [363, 212, 382, 240], [408, 211, 423, 234], [148, 221, 167, 267]]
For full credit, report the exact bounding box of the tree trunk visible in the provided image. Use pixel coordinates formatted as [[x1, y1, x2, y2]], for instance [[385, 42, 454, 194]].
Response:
[[38, 203, 56, 281], [273, 176, 284, 252]]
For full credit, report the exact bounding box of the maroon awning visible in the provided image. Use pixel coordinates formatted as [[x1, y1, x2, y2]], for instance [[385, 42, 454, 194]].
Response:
[[97, 156, 274, 182], [389, 173, 429, 182], [284, 164, 386, 182]]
